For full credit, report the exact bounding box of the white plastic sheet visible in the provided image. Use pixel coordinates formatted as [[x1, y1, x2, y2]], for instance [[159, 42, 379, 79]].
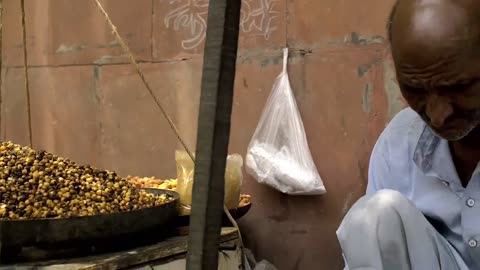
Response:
[[245, 48, 326, 195]]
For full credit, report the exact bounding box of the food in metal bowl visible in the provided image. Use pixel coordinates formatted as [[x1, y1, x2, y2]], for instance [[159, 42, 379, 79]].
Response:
[[128, 176, 251, 208], [239, 194, 251, 207], [0, 141, 172, 220], [127, 176, 177, 190]]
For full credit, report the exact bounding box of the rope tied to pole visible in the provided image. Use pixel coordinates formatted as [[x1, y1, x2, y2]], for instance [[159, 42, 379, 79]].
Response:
[[20, 0, 33, 148]]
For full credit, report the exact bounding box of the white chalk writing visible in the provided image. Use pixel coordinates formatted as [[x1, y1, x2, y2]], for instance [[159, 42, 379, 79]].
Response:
[[164, 0, 209, 50], [241, 0, 280, 40], [164, 0, 280, 50]]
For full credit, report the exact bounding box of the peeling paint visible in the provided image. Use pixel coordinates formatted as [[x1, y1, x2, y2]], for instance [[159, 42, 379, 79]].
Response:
[[357, 58, 382, 77], [238, 49, 308, 66], [93, 55, 114, 65], [260, 53, 305, 67], [237, 56, 253, 65], [362, 83, 374, 113], [357, 64, 371, 77], [97, 39, 121, 49], [328, 32, 385, 46], [93, 66, 100, 80], [347, 32, 385, 45], [55, 44, 87, 54], [384, 61, 405, 120], [260, 56, 282, 68], [92, 66, 102, 106], [243, 78, 249, 88]]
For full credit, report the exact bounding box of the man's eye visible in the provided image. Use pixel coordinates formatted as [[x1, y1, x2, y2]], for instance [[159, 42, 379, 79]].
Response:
[[402, 86, 425, 94], [449, 80, 480, 93]]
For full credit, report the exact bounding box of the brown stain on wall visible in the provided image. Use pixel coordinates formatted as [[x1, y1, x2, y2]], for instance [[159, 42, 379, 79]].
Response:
[[1, 0, 405, 269]]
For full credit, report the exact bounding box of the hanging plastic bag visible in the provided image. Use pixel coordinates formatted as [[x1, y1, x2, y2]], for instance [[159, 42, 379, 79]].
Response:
[[245, 48, 326, 195], [175, 150, 243, 215]]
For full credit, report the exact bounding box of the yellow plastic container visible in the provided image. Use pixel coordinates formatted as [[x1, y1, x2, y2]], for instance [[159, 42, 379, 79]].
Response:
[[175, 150, 243, 214]]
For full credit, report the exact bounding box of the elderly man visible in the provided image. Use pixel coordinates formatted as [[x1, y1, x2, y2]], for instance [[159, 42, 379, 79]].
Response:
[[337, 0, 480, 269]]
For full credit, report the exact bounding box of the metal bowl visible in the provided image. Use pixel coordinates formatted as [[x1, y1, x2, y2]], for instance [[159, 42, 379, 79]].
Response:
[[0, 189, 179, 247]]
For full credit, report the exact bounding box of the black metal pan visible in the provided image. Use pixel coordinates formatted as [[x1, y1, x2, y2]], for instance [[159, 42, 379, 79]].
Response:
[[0, 189, 179, 248], [174, 202, 251, 227]]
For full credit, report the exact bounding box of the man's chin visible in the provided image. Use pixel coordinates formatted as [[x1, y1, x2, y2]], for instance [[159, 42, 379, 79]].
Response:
[[430, 125, 477, 141]]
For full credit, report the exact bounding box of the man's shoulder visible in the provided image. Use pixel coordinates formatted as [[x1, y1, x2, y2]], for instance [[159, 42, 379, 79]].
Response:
[[367, 107, 426, 192], [375, 107, 425, 156], [385, 107, 424, 135]]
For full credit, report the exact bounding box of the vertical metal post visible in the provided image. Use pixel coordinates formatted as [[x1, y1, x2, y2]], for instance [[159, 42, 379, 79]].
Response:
[[0, 0, 3, 137], [186, 0, 241, 269]]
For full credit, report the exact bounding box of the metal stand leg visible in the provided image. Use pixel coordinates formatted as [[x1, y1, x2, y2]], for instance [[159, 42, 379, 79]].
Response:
[[0, 222, 3, 264]]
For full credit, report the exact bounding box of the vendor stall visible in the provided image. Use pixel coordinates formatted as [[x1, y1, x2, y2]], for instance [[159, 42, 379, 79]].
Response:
[[0, 144, 249, 269], [0, 0, 246, 269]]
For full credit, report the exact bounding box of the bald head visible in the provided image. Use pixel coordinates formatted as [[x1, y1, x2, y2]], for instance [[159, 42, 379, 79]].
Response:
[[390, 0, 480, 57], [387, 1, 399, 42], [388, 0, 480, 141]]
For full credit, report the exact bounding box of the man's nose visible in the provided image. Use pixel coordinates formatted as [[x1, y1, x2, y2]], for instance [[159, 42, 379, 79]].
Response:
[[425, 95, 453, 128]]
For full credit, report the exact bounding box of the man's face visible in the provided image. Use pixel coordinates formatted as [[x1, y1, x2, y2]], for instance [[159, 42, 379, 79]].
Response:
[[390, 2, 480, 141], [394, 54, 480, 141]]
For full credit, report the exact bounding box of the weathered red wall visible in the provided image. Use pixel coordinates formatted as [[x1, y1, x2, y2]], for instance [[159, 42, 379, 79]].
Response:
[[1, 0, 404, 269]]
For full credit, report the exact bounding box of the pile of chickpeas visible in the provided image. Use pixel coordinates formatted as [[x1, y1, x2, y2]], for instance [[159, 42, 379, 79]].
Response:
[[0, 141, 172, 220]]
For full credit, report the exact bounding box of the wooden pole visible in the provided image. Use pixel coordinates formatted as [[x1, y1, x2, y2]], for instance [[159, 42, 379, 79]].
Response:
[[0, 0, 3, 138], [186, 0, 242, 269]]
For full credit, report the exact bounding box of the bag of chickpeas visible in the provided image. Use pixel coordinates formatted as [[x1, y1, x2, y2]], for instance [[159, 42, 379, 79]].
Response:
[[175, 150, 243, 215]]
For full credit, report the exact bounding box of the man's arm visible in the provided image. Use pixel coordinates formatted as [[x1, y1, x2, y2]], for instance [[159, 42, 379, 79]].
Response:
[[366, 135, 391, 195]]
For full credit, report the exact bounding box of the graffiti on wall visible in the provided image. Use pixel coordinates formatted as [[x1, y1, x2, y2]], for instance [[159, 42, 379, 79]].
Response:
[[241, 0, 280, 40], [164, 0, 281, 50]]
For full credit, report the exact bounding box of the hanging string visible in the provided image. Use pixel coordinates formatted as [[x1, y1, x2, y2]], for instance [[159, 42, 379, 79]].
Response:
[[20, 0, 33, 148], [91, 1, 244, 254]]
